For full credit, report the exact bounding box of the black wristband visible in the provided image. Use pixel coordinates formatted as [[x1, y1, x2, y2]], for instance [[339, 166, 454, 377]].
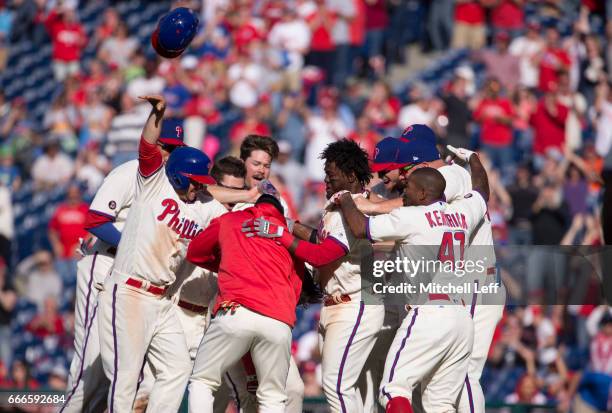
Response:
[[309, 230, 318, 244]]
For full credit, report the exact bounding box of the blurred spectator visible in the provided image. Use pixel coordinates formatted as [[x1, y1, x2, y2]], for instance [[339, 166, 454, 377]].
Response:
[[267, 5, 311, 92], [75, 142, 111, 196], [48, 183, 88, 283], [530, 89, 569, 164], [508, 165, 538, 245], [427, 0, 453, 51], [489, 312, 537, 374], [0, 185, 12, 266], [579, 35, 607, 106], [586, 306, 612, 374], [79, 88, 114, 146], [105, 93, 149, 165], [161, 62, 191, 119], [557, 71, 587, 152], [512, 86, 537, 162], [527, 183, 570, 302], [229, 108, 271, 154], [596, 83, 612, 243], [271, 141, 307, 206], [398, 82, 436, 130], [98, 22, 138, 70], [16, 251, 61, 310], [47, 364, 68, 391], [127, 59, 165, 99], [490, 0, 525, 38], [43, 92, 79, 151], [3, 360, 39, 390], [441, 75, 472, 148], [363, 81, 400, 133], [363, 0, 387, 77], [0, 1, 11, 71], [8, 0, 45, 45], [26, 296, 64, 338], [478, 31, 521, 93], [228, 51, 266, 108], [537, 26, 571, 93], [0, 258, 16, 368], [304, 88, 349, 182], [452, 0, 486, 50], [327, 0, 355, 87], [273, 93, 308, 161], [31, 141, 74, 190], [305, 0, 335, 84], [504, 374, 548, 405], [474, 78, 515, 176], [44, 5, 86, 82], [94, 7, 120, 47], [347, 114, 380, 158], [509, 21, 545, 90], [301, 361, 323, 397], [0, 147, 21, 190]]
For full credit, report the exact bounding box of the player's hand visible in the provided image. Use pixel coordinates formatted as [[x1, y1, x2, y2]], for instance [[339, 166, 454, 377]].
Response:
[[256, 179, 280, 199], [138, 95, 166, 113], [241, 217, 285, 238], [446, 145, 476, 163], [330, 190, 350, 205]]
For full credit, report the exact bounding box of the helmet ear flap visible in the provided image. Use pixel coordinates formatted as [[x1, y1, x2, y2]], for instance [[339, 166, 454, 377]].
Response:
[[169, 171, 190, 191]]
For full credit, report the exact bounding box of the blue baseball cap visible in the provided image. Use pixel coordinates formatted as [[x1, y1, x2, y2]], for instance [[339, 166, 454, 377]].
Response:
[[397, 124, 440, 165], [370, 136, 410, 172], [159, 119, 186, 146]]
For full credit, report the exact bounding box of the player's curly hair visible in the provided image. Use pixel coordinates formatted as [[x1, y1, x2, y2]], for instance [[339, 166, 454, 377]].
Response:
[[320, 139, 372, 186]]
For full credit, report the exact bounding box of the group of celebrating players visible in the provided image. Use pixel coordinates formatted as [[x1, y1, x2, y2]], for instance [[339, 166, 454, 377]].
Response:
[[57, 92, 505, 413]]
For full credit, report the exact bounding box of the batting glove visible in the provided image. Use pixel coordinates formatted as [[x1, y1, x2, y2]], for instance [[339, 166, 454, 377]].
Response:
[[446, 145, 476, 163], [241, 217, 284, 238]]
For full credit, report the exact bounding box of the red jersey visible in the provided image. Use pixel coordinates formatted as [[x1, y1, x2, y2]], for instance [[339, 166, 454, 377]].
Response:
[[455, 2, 485, 25], [49, 202, 89, 259], [474, 97, 514, 146], [491, 0, 524, 29], [187, 203, 303, 327], [530, 100, 569, 154], [538, 47, 571, 92], [45, 11, 86, 62]]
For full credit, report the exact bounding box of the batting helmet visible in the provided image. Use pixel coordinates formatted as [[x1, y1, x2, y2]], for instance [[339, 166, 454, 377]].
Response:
[[165, 147, 215, 191], [151, 7, 199, 59]]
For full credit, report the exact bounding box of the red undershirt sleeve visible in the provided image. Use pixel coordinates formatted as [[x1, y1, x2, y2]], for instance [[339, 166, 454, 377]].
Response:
[[279, 233, 346, 267], [138, 137, 163, 177], [187, 218, 221, 269]]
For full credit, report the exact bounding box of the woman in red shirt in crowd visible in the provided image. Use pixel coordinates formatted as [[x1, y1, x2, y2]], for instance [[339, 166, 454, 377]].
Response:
[[44, 6, 87, 82], [362, 81, 400, 133]]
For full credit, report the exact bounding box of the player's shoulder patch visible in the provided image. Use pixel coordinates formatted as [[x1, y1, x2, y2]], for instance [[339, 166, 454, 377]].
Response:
[[108, 200, 117, 210], [463, 193, 473, 199]]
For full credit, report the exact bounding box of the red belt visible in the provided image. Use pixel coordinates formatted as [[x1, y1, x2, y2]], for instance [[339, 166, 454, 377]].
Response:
[[428, 293, 451, 301], [178, 300, 208, 314], [323, 294, 351, 307], [125, 277, 167, 296]]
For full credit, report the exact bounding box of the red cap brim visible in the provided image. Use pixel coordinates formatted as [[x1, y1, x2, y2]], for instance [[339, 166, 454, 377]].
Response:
[[182, 173, 216, 185], [370, 162, 410, 172], [159, 138, 186, 146]]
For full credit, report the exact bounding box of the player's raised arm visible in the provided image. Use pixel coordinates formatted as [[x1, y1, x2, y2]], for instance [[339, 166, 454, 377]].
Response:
[[137, 95, 166, 177], [447, 145, 490, 202]]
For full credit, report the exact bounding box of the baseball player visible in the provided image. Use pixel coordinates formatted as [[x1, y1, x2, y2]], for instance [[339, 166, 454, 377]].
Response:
[[227, 135, 305, 413], [354, 125, 506, 413], [244, 139, 385, 413], [96, 95, 225, 412], [61, 119, 187, 413], [186, 194, 303, 413], [335, 156, 491, 412]]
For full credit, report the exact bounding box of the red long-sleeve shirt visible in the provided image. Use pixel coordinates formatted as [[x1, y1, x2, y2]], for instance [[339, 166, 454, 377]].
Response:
[[45, 11, 86, 62], [187, 203, 303, 327], [530, 100, 569, 155]]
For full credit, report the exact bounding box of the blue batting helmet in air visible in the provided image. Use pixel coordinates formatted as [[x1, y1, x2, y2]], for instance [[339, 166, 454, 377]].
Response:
[[151, 7, 199, 59], [165, 147, 215, 191]]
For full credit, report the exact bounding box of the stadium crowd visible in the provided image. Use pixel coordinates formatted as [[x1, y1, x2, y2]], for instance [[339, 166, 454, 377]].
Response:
[[0, 0, 610, 411]]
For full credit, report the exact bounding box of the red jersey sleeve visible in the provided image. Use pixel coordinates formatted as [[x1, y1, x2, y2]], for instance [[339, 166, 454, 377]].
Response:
[[138, 137, 163, 177], [84, 209, 114, 229], [280, 234, 346, 267], [187, 218, 221, 268]]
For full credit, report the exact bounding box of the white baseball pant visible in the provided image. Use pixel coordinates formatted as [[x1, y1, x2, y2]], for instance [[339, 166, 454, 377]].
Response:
[[98, 276, 192, 413], [188, 306, 292, 413], [224, 355, 304, 412], [379, 304, 474, 413], [360, 305, 406, 413], [61, 252, 112, 413], [458, 282, 506, 413], [319, 301, 385, 413]]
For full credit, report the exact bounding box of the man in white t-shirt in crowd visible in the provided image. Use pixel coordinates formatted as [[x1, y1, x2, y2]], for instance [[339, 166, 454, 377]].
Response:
[[31, 140, 74, 190], [509, 20, 545, 89], [397, 83, 438, 130]]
